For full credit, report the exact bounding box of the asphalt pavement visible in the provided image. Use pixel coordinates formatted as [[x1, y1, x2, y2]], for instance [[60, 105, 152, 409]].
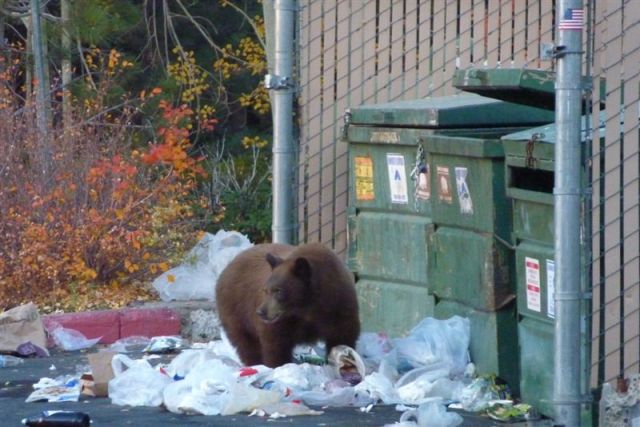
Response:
[[0, 349, 553, 426]]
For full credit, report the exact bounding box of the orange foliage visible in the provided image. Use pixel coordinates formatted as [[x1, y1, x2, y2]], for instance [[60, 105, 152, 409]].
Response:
[[0, 50, 212, 313]]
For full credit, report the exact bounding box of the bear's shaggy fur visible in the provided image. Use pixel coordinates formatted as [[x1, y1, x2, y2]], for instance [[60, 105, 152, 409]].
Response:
[[215, 242, 360, 367]]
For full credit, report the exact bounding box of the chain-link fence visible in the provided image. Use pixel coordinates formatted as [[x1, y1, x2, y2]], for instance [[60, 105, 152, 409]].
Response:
[[589, 0, 640, 388], [296, 0, 639, 390]]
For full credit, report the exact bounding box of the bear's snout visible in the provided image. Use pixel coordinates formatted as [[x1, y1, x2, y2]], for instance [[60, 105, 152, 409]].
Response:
[[256, 301, 283, 323]]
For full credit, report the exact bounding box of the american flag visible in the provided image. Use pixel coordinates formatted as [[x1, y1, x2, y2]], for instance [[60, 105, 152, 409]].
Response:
[[559, 8, 584, 30]]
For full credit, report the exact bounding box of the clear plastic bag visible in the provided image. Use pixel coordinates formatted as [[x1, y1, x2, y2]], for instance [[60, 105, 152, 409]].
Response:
[[390, 316, 470, 376], [109, 336, 151, 353], [356, 332, 392, 373], [395, 363, 463, 404], [49, 323, 101, 351], [108, 354, 171, 407]]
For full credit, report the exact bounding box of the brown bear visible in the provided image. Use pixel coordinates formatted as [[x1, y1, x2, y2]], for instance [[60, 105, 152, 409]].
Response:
[[215, 242, 360, 367]]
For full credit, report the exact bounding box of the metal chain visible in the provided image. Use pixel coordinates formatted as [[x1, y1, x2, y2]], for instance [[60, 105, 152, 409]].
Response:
[[525, 132, 544, 168], [410, 140, 426, 212]]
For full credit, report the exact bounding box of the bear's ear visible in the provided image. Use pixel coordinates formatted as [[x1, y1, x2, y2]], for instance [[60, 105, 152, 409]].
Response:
[[266, 253, 283, 269], [293, 257, 311, 282]]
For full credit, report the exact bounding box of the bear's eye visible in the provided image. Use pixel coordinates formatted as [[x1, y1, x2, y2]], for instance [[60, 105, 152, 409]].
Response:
[[272, 288, 285, 300]]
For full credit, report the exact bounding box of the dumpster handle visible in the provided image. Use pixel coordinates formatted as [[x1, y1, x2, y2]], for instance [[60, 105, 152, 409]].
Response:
[[493, 233, 516, 251]]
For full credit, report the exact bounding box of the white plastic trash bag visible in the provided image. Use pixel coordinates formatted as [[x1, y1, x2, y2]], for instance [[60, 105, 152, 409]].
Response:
[[164, 358, 239, 415], [152, 230, 252, 301], [108, 354, 171, 407]]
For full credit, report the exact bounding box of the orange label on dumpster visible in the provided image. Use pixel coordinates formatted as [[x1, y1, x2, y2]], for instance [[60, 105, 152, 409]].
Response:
[[354, 156, 375, 201], [437, 166, 453, 203]]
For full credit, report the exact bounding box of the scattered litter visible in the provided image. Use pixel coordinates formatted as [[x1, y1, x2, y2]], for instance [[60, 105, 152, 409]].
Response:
[[143, 336, 182, 354], [84, 351, 116, 397], [26, 376, 81, 402], [152, 230, 252, 301], [16, 341, 49, 358], [258, 401, 324, 417], [109, 336, 151, 353], [16, 315, 529, 422], [356, 332, 392, 374], [0, 303, 49, 357], [327, 345, 366, 385], [360, 403, 374, 413], [459, 376, 506, 412], [386, 400, 463, 427], [0, 354, 25, 367], [293, 343, 326, 365], [48, 323, 101, 351], [486, 402, 536, 422], [22, 411, 91, 427]]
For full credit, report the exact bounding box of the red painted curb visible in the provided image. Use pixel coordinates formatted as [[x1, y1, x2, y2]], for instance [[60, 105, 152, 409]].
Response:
[[42, 307, 181, 347], [43, 310, 120, 345], [120, 307, 181, 339]]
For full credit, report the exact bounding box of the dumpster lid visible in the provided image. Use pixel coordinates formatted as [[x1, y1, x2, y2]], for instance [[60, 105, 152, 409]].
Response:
[[424, 134, 505, 158], [348, 93, 554, 128], [454, 68, 605, 112], [501, 112, 605, 144], [453, 68, 556, 110]]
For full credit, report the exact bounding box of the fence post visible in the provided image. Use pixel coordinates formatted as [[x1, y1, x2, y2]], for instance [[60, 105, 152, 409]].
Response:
[[553, 0, 585, 425]]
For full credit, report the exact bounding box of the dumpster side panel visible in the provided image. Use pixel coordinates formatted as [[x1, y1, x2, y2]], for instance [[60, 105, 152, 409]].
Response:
[[518, 316, 554, 417], [357, 279, 435, 338], [428, 227, 514, 311], [350, 211, 432, 285], [512, 198, 554, 244]]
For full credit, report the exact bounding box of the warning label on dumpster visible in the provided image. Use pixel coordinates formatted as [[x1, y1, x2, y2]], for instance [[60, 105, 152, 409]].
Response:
[[546, 259, 555, 318], [525, 257, 541, 312], [354, 156, 375, 201], [386, 153, 408, 204]]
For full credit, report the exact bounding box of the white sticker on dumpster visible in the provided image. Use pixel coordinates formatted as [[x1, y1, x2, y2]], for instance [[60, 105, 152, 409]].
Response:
[[454, 167, 473, 214], [525, 257, 541, 312], [386, 153, 408, 204], [546, 259, 555, 318]]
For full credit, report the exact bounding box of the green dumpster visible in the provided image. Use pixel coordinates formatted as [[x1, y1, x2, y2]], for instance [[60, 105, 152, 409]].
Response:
[[346, 94, 554, 339], [502, 120, 594, 420], [426, 134, 513, 311]]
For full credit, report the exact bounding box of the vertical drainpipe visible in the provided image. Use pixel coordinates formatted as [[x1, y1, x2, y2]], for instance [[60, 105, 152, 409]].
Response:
[[266, 0, 296, 244], [553, 0, 584, 425]]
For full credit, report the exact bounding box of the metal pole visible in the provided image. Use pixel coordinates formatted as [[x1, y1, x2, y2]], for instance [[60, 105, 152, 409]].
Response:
[[553, 1, 584, 425], [30, 0, 53, 179], [267, 0, 296, 244]]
